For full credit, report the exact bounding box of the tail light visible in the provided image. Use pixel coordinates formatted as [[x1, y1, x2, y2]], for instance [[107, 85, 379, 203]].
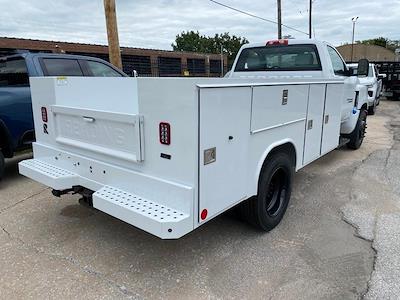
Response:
[[266, 39, 288, 46], [41, 107, 48, 122], [159, 122, 171, 145]]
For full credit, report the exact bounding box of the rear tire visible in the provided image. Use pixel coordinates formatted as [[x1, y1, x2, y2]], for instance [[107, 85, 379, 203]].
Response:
[[347, 109, 367, 150], [0, 151, 4, 180], [239, 151, 294, 231]]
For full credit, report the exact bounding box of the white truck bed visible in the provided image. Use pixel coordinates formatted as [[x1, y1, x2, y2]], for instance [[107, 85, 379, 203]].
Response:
[[20, 76, 348, 239]]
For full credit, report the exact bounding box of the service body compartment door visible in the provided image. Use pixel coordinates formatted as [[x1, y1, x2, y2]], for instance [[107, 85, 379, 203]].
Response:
[[199, 87, 252, 222], [303, 84, 326, 165], [321, 84, 343, 155], [51, 105, 144, 162]]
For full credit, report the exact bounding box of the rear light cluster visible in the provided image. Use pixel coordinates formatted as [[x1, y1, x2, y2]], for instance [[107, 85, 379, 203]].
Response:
[[266, 39, 288, 46], [41, 107, 48, 122], [159, 122, 171, 145]]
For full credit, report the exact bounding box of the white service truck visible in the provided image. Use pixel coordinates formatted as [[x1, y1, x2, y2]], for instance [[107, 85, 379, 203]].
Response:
[[19, 39, 369, 239]]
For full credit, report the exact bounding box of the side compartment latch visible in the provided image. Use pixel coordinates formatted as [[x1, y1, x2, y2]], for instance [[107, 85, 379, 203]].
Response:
[[282, 90, 289, 105]]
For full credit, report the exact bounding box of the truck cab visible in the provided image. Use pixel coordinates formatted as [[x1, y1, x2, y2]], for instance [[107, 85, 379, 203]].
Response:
[[228, 39, 368, 136]]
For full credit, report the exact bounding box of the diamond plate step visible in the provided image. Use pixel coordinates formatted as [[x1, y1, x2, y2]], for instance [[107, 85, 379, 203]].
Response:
[[19, 159, 78, 189], [93, 185, 192, 239]]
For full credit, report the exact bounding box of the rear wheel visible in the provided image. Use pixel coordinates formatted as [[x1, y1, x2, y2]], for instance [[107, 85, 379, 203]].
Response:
[[347, 109, 367, 150], [239, 151, 294, 231], [0, 151, 4, 180]]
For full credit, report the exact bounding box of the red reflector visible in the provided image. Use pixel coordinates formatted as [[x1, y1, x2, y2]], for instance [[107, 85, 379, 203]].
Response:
[[266, 39, 288, 46], [41, 107, 48, 122], [159, 122, 171, 145], [201, 209, 208, 220]]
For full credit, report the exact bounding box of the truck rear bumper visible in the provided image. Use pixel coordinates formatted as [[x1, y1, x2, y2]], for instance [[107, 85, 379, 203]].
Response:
[[19, 157, 194, 239]]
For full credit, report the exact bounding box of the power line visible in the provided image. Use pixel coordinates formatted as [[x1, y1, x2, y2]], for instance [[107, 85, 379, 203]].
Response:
[[209, 0, 308, 36]]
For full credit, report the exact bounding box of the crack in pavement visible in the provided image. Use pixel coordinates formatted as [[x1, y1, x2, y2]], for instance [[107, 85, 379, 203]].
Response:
[[0, 187, 49, 215], [340, 101, 400, 299], [0, 187, 138, 298], [0, 221, 138, 299]]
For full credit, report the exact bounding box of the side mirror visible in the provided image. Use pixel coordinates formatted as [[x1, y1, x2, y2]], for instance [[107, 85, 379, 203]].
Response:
[[357, 59, 369, 77], [378, 74, 387, 80]]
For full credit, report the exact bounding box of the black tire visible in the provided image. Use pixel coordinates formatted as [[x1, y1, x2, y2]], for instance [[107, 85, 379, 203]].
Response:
[[347, 109, 367, 150], [239, 151, 294, 231], [368, 101, 376, 115], [0, 151, 4, 180]]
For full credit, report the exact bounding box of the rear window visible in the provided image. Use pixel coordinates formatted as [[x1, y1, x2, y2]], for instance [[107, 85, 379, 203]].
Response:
[[0, 58, 29, 87], [42, 58, 84, 76], [235, 44, 322, 72]]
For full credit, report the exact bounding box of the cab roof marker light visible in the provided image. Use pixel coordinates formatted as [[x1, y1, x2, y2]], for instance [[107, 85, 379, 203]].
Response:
[[266, 39, 289, 46]]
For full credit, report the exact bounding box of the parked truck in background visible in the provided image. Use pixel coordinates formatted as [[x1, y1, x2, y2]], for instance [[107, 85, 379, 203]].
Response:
[[347, 63, 384, 115], [19, 39, 369, 239], [0, 53, 126, 179], [376, 61, 400, 101]]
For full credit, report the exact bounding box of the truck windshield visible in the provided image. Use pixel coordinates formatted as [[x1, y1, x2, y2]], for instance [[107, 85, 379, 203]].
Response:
[[0, 58, 29, 87], [235, 44, 322, 72]]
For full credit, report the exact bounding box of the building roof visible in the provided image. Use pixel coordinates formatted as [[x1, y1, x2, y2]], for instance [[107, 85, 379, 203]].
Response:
[[337, 44, 396, 62], [0, 36, 223, 59]]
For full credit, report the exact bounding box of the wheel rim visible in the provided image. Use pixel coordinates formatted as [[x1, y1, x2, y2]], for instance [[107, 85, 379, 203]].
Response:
[[265, 168, 288, 217]]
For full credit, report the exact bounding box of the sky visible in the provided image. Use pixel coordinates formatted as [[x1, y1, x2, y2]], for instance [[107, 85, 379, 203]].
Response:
[[0, 0, 399, 50]]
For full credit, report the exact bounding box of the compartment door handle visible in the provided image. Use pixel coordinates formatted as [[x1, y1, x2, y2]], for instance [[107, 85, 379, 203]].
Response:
[[83, 116, 95, 123]]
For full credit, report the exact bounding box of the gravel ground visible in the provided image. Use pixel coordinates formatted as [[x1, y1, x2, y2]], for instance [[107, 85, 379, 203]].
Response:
[[0, 99, 399, 299]]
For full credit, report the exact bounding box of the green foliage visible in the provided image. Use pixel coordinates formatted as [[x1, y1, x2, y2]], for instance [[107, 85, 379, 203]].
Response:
[[172, 31, 249, 63], [356, 37, 400, 51]]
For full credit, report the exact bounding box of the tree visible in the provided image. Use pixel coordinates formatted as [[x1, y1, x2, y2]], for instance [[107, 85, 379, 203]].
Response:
[[356, 37, 400, 51], [172, 31, 249, 63]]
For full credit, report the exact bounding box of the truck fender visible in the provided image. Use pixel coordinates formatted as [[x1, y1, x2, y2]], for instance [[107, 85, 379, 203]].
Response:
[[356, 84, 368, 110], [254, 139, 298, 192]]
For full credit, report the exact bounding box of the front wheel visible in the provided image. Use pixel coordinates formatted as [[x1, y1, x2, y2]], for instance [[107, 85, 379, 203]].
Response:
[[347, 109, 367, 150], [239, 151, 294, 231]]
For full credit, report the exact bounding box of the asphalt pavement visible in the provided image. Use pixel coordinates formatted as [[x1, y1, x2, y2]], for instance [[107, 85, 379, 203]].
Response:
[[0, 99, 399, 299]]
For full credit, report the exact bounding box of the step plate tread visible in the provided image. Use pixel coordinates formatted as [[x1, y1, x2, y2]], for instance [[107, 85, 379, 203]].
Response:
[[20, 159, 77, 179], [93, 186, 189, 223]]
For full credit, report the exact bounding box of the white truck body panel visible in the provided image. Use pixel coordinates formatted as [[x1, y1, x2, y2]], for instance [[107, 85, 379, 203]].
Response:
[[20, 75, 352, 238], [19, 40, 368, 239]]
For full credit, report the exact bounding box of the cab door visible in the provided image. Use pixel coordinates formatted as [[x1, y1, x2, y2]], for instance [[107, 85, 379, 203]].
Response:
[[326, 46, 355, 122]]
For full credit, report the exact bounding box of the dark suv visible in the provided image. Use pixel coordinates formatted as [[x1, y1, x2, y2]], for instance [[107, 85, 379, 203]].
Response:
[[0, 53, 127, 179]]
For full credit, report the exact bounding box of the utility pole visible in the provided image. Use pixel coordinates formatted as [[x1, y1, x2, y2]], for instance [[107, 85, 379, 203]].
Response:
[[220, 45, 224, 77], [309, 0, 312, 39], [351, 16, 359, 62], [104, 0, 122, 69], [277, 0, 282, 39]]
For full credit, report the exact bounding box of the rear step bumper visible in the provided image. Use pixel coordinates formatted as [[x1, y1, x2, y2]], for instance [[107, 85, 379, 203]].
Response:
[[19, 159, 193, 239], [19, 159, 78, 190]]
